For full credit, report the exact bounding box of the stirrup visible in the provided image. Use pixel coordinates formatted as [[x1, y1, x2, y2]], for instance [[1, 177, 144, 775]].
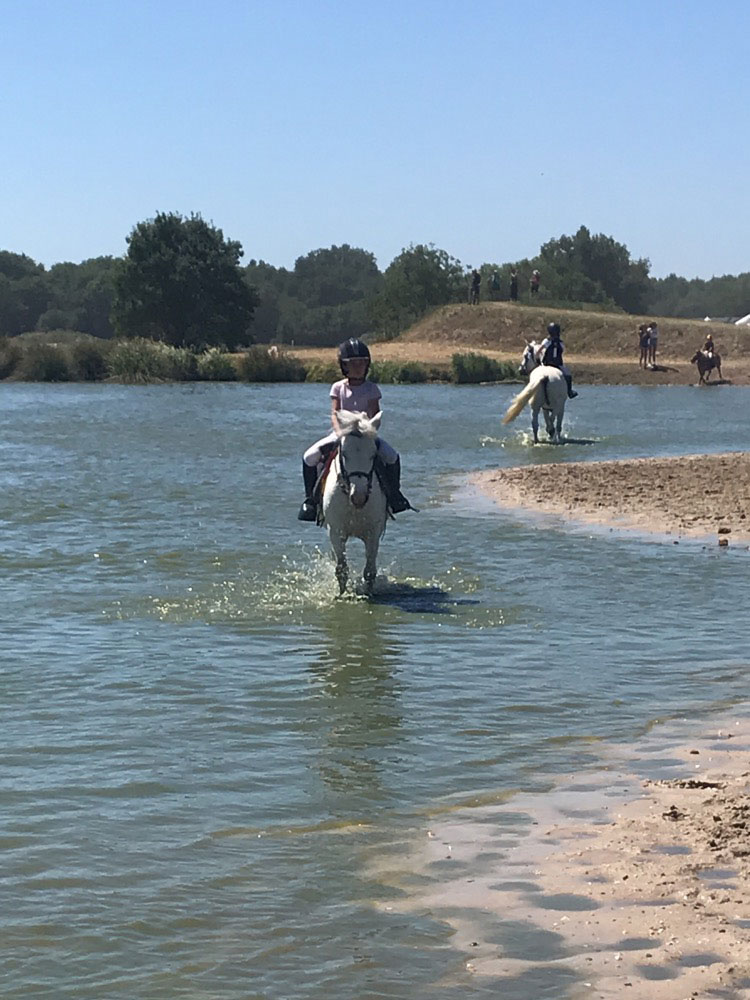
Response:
[[297, 500, 317, 522], [568, 390, 578, 398]]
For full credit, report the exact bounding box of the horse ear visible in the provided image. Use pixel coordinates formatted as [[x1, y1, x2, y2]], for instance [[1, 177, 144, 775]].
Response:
[[370, 411, 382, 431]]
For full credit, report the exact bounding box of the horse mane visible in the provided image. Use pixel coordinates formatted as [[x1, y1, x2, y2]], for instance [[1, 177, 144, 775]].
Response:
[[337, 409, 382, 439]]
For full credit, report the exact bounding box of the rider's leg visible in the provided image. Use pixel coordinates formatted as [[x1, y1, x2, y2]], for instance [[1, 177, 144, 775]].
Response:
[[298, 460, 320, 521], [376, 439, 412, 514], [564, 373, 578, 399], [298, 435, 334, 521]]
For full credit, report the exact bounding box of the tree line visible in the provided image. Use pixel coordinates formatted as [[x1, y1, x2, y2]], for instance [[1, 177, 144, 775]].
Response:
[[1, 215, 748, 347]]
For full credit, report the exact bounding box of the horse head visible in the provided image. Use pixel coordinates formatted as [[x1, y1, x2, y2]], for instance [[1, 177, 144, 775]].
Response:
[[336, 410, 381, 509], [690, 351, 701, 365], [520, 341, 541, 376]]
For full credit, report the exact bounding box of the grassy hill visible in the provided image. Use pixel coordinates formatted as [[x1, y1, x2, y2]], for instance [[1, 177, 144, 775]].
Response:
[[399, 302, 750, 360]]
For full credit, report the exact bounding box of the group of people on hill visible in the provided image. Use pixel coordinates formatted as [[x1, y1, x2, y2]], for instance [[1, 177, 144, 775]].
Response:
[[470, 267, 540, 304], [637, 322, 660, 368]]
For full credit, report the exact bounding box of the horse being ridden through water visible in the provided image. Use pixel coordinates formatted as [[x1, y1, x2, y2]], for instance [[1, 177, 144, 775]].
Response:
[[502, 341, 568, 443], [691, 350, 723, 385], [321, 409, 388, 595]]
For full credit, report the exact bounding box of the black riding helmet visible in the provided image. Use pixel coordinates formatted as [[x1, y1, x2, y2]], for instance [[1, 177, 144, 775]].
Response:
[[547, 322, 561, 337], [338, 338, 371, 376]]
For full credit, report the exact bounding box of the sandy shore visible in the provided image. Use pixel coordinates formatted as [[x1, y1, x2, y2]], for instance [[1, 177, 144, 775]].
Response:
[[376, 717, 750, 999], [474, 452, 750, 546]]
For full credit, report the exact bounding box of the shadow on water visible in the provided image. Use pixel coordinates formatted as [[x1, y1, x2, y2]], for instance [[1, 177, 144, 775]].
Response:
[[366, 579, 480, 615]]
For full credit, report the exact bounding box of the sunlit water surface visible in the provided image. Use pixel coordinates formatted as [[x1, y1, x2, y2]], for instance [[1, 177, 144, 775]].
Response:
[[1, 382, 749, 998]]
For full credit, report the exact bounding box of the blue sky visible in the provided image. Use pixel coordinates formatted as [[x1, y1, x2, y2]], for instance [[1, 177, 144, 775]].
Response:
[[2, 0, 748, 278]]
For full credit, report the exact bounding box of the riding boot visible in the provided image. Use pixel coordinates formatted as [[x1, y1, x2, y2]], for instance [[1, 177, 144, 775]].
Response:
[[297, 462, 319, 522], [565, 374, 578, 399], [381, 457, 412, 514]]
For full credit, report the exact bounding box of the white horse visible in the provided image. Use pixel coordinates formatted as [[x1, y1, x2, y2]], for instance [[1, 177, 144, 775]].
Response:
[[502, 341, 568, 444], [321, 410, 388, 595]]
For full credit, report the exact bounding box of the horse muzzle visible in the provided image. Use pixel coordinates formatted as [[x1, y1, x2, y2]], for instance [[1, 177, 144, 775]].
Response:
[[349, 485, 368, 508]]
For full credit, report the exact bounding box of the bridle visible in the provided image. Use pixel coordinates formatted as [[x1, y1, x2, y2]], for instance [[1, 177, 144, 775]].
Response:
[[336, 434, 377, 505]]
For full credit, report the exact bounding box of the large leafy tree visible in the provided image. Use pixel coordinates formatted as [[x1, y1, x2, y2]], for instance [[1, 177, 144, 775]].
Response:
[[112, 212, 259, 347], [537, 226, 651, 312], [41, 256, 119, 337], [370, 244, 465, 337], [0, 252, 48, 336]]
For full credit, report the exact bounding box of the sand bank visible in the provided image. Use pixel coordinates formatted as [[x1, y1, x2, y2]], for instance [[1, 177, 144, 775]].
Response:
[[375, 717, 750, 998], [474, 452, 750, 545]]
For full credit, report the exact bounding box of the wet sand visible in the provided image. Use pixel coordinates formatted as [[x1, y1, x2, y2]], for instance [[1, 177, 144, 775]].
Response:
[[375, 718, 750, 999], [474, 452, 750, 546]]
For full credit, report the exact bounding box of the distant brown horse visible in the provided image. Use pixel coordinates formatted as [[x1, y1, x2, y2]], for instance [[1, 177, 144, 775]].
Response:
[[690, 350, 723, 385]]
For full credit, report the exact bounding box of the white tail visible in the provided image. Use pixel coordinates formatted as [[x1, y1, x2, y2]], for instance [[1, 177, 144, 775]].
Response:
[[502, 380, 538, 424]]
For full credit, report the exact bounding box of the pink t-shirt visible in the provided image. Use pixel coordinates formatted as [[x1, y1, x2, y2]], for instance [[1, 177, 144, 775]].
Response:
[[330, 378, 382, 414]]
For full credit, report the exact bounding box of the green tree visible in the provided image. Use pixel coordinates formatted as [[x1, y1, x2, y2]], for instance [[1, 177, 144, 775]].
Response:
[[0, 252, 48, 336], [112, 212, 259, 348], [292, 245, 382, 308], [370, 244, 465, 337], [42, 256, 119, 337], [538, 226, 651, 312]]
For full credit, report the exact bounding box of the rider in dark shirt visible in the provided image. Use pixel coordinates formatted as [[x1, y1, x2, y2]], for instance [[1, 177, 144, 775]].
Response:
[[535, 322, 578, 398]]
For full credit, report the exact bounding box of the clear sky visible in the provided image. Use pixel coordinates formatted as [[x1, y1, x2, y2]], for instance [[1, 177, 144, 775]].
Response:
[[2, 0, 748, 279]]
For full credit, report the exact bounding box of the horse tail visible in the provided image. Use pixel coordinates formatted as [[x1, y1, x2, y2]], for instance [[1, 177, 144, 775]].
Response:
[[502, 379, 539, 424]]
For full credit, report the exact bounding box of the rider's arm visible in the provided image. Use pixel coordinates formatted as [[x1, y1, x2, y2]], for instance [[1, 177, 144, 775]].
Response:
[[331, 397, 342, 434], [366, 399, 380, 419]]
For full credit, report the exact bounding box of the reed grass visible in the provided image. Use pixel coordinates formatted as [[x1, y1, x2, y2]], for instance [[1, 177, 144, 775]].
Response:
[[451, 352, 517, 383]]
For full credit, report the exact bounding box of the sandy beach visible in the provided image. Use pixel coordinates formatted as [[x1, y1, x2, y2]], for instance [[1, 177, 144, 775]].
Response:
[[474, 452, 750, 546], [383, 717, 750, 999]]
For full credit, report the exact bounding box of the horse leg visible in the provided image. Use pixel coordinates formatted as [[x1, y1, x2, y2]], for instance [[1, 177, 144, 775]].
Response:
[[329, 531, 348, 595], [531, 406, 540, 444], [544, 408, 555, 440], [362, 533, 379, 595], [555, 410, 563, 444]]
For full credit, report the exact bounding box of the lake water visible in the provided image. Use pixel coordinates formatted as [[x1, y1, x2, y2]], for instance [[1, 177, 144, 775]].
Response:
[[2, 382, 749, 998]]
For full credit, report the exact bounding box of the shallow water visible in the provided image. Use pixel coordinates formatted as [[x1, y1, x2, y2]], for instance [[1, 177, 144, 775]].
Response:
[[1, 381, 749, 998]]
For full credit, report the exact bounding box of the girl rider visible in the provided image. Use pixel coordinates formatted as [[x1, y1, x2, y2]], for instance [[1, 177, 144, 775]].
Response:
[[535, 322, 578, 398], [297, 339, 412, 521]]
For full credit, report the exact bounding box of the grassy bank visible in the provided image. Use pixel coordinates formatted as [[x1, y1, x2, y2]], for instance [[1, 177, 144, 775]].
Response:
[[0, 333, 518, 385]]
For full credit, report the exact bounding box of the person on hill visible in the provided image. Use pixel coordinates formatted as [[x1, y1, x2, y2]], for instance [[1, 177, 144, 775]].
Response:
[[297, 338, 412, 522], [535, 322, 578, 398], [647, 322, 659, 367], [469, 269, 481, 305], [509, 268, 519, 302], [530, 269, 540, 296], [489, 270, 501, 300], [638, 323, 650, 368]]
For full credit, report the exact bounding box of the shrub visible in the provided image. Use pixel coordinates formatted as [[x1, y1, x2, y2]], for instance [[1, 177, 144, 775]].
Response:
[[196, 348, 237, 381], [303, 361, 339, 383], [0, 337, 22, 379], [17, 343, 70, 382], [451, 352, 517, 383], [107, 338, 198, 383], [67, 339, 110, 381], [237, 345, 306, 382], [370, 360, 429, 384]]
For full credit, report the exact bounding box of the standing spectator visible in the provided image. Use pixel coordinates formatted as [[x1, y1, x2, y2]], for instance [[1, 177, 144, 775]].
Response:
[[647, 322, 659, 367], [638, 324, 650, 368], [489, 270, 501, 300], [530, 269, 540, 296], [509, 268, 519, 302], [469, 269, 481, 305]]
